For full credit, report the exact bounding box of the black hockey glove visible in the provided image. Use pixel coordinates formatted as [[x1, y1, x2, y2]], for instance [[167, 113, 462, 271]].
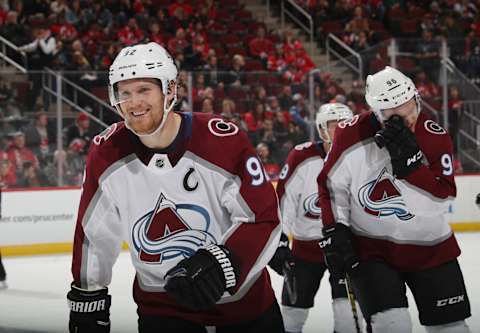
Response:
[[319, 223, 359, 278], [374, 115, 423, 178], [67, 284, 111, 333], [268, 233, 293, 275], [164, 244, 239, 311]]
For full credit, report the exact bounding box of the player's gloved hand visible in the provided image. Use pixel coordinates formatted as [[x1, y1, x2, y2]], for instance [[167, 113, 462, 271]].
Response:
[[268, 233, 293, 275], [67, 284, 111, 333], [164, 244, 239, 311], [319, 223, 359, 277], [374, 115, 423, 178]]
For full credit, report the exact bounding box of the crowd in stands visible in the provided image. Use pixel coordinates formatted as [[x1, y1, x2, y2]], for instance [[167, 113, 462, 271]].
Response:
[[0, 0, 474, 189]]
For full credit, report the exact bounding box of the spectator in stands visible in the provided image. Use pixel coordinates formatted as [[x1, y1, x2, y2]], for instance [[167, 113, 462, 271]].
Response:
[[285, 122, 307, 147], [18, 23, 58, 111], [0, 151, 16, 188], [448, 85, 464, 152], [64, 113, 93, 153], [1, 11, 28, 48], [201, 97, 214, 113], [64, 138, 87, 185], [254, 86, 268, 105], [415, 70, 440, 101], [249, 26, 274, 68], [175, 85, 190, 112], [50, 0, 67, 15], [0, 111, 17, 137], [244, 100, 272, 133], [439, 13, 465, 60], [203, 52, 221, 87], [256, 142, 280, 181], [82, 2, 113, 30], [220, 98, 236, 120], [167, 27, 190, 57], [289, 93, 309, 131], [50, 12, 77, 45], [257, 118, 277, 152], [416, 29, 440, 81], [45, 138, 86, 186], [118, 17, 144, 46], [6, 131, 39, 175], [183, 33, 209, 70], [278, 85, 294, 111], [24, 110, 54, 162], [230, 113, 248, 133], [222, 54, 246, 86], [347, 80, 366, 112], [346, 6, 370, 37], [272, 111, 289, 145], [147, 20, 164, 46], [267, 44, 288, 74], [64, 0, 81, 26], [16, 160, 42, 187], [168, 0, 192, 19]]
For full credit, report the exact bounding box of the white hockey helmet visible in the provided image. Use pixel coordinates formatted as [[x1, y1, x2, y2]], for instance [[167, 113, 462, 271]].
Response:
[[316, 102, 353, 143], [108, 42, 178, 135], [365, 66, 420, 123]]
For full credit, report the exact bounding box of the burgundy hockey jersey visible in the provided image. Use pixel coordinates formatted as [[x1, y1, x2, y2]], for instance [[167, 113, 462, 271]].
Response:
[[71, 112, 281, 325], [276, 141, 327, 263], [317, 112, 460, 272]]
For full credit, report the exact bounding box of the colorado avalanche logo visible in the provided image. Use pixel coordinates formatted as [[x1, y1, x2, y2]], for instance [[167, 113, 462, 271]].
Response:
[[132, 193, 217, 264], [303, 192, 322, 219], [358, 168, 414, 221]]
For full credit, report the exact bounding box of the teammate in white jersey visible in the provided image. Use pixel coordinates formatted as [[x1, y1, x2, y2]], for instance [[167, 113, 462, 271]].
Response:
[[317, 66, 471, 333], [269, 103, 364, 333], [67, 42, 285, 333]]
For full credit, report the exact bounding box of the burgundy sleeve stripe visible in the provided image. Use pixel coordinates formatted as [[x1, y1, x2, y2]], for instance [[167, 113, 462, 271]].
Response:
[[404, 165, 456, 199]]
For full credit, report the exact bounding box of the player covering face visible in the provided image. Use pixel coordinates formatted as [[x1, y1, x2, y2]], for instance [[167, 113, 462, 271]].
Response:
[[318, 66, 471, 333]]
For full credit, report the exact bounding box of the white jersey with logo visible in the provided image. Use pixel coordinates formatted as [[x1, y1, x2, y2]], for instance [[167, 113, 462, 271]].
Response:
[[71, 112, 281, 325], [276, 141, 327, 262], [317, 112, 460, 271]]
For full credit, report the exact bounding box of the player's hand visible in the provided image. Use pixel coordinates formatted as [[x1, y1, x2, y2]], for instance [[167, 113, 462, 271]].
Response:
[[164, 244, 239, 311], [67, 284, 111, 333], [374, 115, 422, 178], [268, 233, 293, 275], [319, 223, 359, 277]]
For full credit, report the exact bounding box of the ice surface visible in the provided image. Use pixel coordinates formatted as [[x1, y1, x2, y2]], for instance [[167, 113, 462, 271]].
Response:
[[0, 233, 479, 333]]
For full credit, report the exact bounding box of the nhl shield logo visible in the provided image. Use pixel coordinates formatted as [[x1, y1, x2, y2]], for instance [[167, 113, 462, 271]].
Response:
[[155, 157, 165, 168]]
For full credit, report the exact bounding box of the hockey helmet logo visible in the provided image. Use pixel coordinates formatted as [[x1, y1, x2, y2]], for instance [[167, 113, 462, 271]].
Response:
[[303, 192, 322, 219], [358, 168, 414, 221], [132, 193, 216, 263]]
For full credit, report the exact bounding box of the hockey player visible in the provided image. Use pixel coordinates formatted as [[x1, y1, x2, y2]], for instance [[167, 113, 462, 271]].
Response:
[[67, 42, 285, 333], [269, 103, 363, 333], [317, 66, 471, 333]]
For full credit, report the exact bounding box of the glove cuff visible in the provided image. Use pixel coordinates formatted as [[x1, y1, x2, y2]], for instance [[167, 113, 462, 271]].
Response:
[[204, 244, 237, 290]]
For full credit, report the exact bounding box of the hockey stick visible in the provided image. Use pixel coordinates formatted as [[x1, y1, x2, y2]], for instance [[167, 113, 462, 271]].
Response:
[[345, 273, 362, 333]]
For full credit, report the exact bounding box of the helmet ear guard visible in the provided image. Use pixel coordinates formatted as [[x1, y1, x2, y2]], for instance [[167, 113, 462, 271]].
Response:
[[315, 103, 354, 143]]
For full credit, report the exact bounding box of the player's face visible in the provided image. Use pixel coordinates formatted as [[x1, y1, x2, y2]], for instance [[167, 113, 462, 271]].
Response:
[[319, 120, 340, 145], [326, 120, 340, 142], [382, 98, 418, 131], [116, 78, 165, 135]]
